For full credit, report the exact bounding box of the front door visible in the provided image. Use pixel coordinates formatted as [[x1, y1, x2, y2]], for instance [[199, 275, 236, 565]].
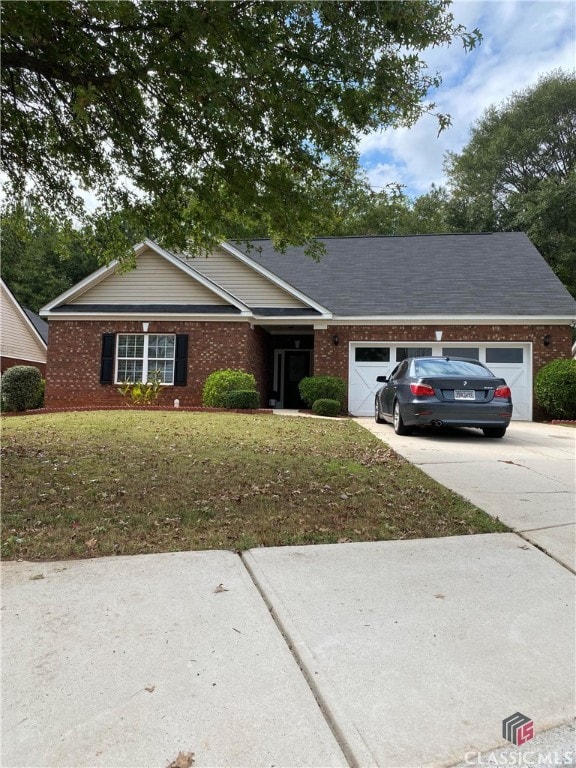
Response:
[[283, 351, 311, 408]]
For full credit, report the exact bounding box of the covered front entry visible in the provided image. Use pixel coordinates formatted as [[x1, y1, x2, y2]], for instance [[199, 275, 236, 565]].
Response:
[[349, 342, 532, 420], [267, 329, 314, 408], [276, 350, 311, 407]]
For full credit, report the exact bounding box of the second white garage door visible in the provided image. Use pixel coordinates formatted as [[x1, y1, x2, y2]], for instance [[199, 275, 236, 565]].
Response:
[[348, 342, 532, 420]]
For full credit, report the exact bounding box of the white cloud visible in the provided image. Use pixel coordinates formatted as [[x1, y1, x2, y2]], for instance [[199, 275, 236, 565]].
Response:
[[360, 0, 576, 197]]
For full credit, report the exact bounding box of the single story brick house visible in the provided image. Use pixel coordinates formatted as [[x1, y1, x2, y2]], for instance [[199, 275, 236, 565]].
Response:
[[1, 278, 48, 376], [40, 232, 575, 419]]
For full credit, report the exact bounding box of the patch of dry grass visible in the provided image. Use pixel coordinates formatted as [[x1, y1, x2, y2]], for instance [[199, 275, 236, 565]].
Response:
[[1, 411, 507, 560]]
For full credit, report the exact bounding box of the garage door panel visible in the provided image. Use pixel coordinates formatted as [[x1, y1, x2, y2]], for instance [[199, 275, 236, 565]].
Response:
[[349, 343, 531, 420], [484, 363, 530, 420], [349, 364, 393, 415]]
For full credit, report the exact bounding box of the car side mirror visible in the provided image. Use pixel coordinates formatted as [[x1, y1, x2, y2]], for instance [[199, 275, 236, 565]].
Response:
[[376, 375, 388, 383]]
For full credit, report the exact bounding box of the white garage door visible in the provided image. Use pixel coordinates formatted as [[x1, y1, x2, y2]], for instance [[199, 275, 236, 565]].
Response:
[[348, 342, 532, 420]]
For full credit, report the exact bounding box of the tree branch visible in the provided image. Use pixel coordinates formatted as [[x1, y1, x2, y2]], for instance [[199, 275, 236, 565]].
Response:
[[2, 50, 115, 87]]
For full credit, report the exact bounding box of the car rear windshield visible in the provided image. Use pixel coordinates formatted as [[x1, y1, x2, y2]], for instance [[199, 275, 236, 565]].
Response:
[[414, 359, 492, 377]]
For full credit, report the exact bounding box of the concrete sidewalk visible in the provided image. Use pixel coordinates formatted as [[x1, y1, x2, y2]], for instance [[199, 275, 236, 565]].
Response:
[[1, 552, 347, 768], [357, 419, 576, 572], [2, 536, 575, 767], [245, 535, 575, 767]]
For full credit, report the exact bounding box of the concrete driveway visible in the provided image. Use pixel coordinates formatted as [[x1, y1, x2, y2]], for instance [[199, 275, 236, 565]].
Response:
[[357, 419, 576, 572]]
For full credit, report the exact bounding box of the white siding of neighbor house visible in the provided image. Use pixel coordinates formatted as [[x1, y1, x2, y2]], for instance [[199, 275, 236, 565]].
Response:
[[185, 247, 309, 309], [1, 283, 46, 363], [71, 248, 229, 305]]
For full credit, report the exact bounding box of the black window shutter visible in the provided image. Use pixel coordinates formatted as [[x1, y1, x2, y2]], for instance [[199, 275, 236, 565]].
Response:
[[100, 333, 116, 384], [174, 334, 189, 386]]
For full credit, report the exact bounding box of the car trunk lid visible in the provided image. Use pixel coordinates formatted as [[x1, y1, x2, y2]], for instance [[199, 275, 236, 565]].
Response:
[[420, 376, 506, 403]]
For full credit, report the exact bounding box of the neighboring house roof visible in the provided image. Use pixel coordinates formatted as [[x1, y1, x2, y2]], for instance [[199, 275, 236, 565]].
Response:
[[236, 232, 576, 317], [23, 308, 49, 344], [1, 279, 48, 363]]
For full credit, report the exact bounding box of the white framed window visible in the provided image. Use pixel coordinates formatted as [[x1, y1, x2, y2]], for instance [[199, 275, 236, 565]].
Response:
[[115, 334, 176, 384]]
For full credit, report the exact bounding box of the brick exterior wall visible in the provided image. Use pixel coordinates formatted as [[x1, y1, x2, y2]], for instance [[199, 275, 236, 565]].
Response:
[[1, 357, 46, 376], [246, 325, 274, 407], [45, 320, 270, 409], [46, 319, 572, 417], [314, 324, 573, 418]]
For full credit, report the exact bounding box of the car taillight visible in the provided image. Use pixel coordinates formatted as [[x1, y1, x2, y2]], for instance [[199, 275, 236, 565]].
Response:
[[494, 386, 511, 398], [410, 383, 435, 396]]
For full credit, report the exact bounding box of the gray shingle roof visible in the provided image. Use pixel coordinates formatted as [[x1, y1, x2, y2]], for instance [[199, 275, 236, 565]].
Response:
[[23, 307, 48, 343], [236, 232, 575, 316]]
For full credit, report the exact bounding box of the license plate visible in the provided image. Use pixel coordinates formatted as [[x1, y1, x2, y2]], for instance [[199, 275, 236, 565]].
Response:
[[454, 390, 475, 400]]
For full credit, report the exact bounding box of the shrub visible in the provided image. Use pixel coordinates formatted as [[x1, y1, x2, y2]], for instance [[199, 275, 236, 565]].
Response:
[[117, 370, 162, 405], [299, 375, 346, 409], [202, 369, 258, 408], [312, 398, 341, 417], [225, 390, 260, 409], [534, 359, 576, 419], [0, 365, 43, 411], [34, 378, 46, 409]]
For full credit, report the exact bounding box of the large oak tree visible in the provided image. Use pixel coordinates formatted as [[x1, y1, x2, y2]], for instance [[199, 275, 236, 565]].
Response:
[[1, 0, 479, 257], [444, 71, 576, 295]]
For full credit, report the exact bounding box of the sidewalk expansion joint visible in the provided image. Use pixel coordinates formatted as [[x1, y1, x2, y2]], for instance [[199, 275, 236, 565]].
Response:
[[238, 551, 359, 768], [514, 532, 576, 575], [517, 521, 576, 532]]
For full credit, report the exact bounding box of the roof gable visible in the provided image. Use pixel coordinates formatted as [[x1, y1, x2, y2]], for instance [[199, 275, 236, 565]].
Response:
[[41, 240, 250, 315], [41, 239, 329, 319], [70, 246, 231, 306], [177, 242, 330, 315], [179, 246, 308, 309]]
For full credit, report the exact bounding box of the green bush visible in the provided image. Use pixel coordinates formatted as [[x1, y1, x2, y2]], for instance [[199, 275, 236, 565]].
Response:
[[299, 375, 346, 409], [202, 369, 258, 408], [225, 390, 260, 409], [0, 366, 43, 412], [34, 378, 46, 409], [534, 359, 576, 419], [312, 398, 341, 417]]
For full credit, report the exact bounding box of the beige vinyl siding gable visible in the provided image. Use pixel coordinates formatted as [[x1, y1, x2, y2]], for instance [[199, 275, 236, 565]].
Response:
[[185, 248, 309, 309], [71, 248, 229, 306], [1, 283, 46, 363]]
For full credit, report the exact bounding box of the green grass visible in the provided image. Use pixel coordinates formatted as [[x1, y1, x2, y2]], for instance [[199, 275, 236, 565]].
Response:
[[1, 411, 507, 560]]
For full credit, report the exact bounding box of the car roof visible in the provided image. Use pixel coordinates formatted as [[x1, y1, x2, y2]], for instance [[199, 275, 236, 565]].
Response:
[[408, 356, 486, 363]]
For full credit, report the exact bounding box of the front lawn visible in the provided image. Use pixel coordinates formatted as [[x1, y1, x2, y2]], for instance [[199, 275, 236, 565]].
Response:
[[1, 411, 507, 560]]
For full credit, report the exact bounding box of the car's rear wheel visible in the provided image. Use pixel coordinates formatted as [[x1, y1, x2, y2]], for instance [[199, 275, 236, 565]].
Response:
[[393, 401, 411, 435], [483, 427, 507, 438], [375, 398, 385, 424]]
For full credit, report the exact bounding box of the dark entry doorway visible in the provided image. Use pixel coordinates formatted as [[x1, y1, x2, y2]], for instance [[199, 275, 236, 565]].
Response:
[[283, 351, 311, 408]]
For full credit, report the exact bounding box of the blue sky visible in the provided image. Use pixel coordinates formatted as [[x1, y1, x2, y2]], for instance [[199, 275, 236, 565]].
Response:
[[358, 0, 576, 199]]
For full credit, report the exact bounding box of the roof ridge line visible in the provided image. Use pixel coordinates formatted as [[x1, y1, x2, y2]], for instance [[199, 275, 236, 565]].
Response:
[[240, 232, 505, 243]]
